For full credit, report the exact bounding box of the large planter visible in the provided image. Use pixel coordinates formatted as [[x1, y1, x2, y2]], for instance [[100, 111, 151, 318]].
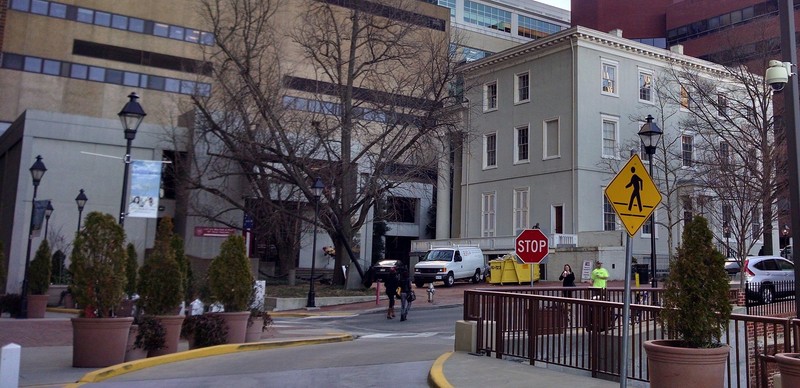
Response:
[[148, 315, 184, 357], [27, 294, 49, 318], [644, 339, 730, 388], [776, 353, 800, 387], [71, 317, 133, 367], [218, 311, 250, 344], [124, 325, 147, 362], [245, 317, 264, 343]]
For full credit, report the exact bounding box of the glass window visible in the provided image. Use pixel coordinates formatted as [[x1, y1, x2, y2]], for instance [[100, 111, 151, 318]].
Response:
[[165, 78, 180, 92], [148, 76, 166, 90], [642, 211, 656, 236], [88, 66, 105, 81], [77, 8, 93, 24], [70, 64, 88, 79], [513, 188, 529, 233], [680, 86, 689, 109], [515, 125, 529, 162], [718, 93, 727, 116], [129, 18, 145, 33], [518, 14, 563, 39], [24, 57, 42, 72], [10, 0, 30, 12], [185, 29, 201, 43], [484, 82, 497, 110], [154, 23, 169, 37], [180, 80, 196, 94], [112, 14, 128, 30], [464, 0, 512, 33], [105, 69, 123, 84], [169, 26, 185, 40], [482, 192, 496, 237], [123, 72, 139, 86], [30, 0, 48, 15], [602, 117, 617, 158], [515, 72, 529, 103], [139, 74, 149, 88], [603, 194, 616, 231], [200, 32, 216, 46], [49, 2, 66, 18], [602, 62, 617, 94], [438, 0, 456, 17], [1, 53, 25, 70], [682, 134, 693, 167], [639, 70, 653, 102], [42, 59, 60, 75], [682, 196, 693, 226], [484, 133, 497, 168], [462, 47, 491, 62], [94, 11, 111, 27], [196, 83, 212, 97]]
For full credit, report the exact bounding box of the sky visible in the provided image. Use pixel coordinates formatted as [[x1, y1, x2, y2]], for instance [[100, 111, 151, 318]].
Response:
[[537, 0, 570, 11]]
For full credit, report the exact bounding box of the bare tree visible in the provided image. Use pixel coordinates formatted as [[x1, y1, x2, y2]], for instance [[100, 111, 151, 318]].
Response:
[[183, 0, 462, 286]]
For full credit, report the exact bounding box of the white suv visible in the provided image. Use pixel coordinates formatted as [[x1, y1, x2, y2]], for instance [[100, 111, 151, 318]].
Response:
[[743, 256, 795, 303]]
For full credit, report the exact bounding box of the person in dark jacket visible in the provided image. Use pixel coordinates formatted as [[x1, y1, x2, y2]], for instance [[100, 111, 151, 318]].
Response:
[[559, 264, 576, 297], [399, 268, 413, 321], [384, 268, 399, 319]]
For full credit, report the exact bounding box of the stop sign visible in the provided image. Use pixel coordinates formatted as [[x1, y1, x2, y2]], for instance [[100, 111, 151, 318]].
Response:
[[515, 229, 550, 264]]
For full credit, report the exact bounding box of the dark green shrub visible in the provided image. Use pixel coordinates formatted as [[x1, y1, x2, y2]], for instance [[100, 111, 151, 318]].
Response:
[[69, 212, 127, 318], [181, 314, 228, 348], [134, 315, 166, 352], [171, 235, 194, 304], [207, 235, 253, 311], [248, 308, 273, 332], [660, 216, 732, 348], [125, 243, 138, 299], [29, 239, 52, 295], [137, 217, 184, 315], [50, 250, 68, 284]]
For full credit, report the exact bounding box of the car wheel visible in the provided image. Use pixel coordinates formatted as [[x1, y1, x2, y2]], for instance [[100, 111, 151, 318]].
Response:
[[444, 272, 455, 287], [415, 281, 425, 288], [472, 269, 482, 284], [760, 286, 775, 304]]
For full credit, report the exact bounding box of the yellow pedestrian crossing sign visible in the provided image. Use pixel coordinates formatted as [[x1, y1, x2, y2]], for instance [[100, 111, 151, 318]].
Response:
[[604, 154, 662, 236]]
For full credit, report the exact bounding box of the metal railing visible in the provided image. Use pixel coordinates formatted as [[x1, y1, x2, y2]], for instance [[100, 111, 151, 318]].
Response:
[[464, 286, 799, 387], [745, 280, 797, 316]]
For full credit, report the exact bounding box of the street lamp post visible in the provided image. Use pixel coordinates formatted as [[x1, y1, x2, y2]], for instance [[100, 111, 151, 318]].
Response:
[[75, 189, 87, 232], [117, 92, 147, 226], [44, 201, 54, 241], [20, 155, 47, 319], [306, 177, 325, 308], [638, 114, 663, 288], [723, 224, 731, 258]]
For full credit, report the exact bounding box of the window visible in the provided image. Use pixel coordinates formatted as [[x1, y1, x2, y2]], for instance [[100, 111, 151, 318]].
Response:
[[484, 133, 497, 168], [438, 0, 456, 17], [515, 125, 529, 163], [722, 204, 732, 231], [682, 196, 693, 226], [639, 70, 653, 102], [681, 134, 694, 167], [464, 1, 512, 33], [484, 82, 498, 111], [603, 193, 616, 231], [602, 61, 617, 95], [544, 119, 560, 159], [518, 14, 564, 39], [385, 197, 417, 223], [717, 93, 727, 116], [602, 116, 618, 158], [720, 142, 730, 167], [642, 211, 657, 237], [482, 192, 496, 237], [111, 14, 128, 30], [513, 188, 530, 234], [680, 86, 690, 109], [515, 72, 530, 103]]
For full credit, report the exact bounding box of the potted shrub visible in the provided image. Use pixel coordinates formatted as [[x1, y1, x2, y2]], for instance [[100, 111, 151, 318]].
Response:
[[207, 234, 254, 344], [137, 217, 184, 357], [27, 239, 52, 318], [125, 315, 165, 362], [69, 211, 132, 367], [644, 216, 732, 388], [118, 243, 138, 317], [246, 308, 273, 342], [181, 313, 228, 349]]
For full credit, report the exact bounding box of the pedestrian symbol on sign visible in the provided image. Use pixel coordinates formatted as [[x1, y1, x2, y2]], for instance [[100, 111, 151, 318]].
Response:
[[604, 154, 662, 236]]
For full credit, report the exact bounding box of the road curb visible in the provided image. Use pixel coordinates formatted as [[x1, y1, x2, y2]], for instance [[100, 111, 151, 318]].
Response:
[[427, 352, 454, 388], [66, 333, 354, 387]]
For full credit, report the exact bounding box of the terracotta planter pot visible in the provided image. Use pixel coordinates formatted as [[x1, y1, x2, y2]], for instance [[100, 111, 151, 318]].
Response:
[[62, 293, 75, 309], [124, 325, 147, 362], [27, 294, 49, 318], [71, 317, 133, 368], [776, 353, 800, 387], [245, 317, 264, 343], [147, 315, 185, 357], [218, 311, 250, 344], [644, 339, 730, 388]]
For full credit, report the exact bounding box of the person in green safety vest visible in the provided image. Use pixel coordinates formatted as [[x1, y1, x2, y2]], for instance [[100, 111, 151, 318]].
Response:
[[590, 260, 609, 299]]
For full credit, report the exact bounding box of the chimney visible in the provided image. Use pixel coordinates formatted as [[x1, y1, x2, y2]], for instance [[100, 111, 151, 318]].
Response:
[[670, 45, 684, 54], [609, 29, 623, 37]]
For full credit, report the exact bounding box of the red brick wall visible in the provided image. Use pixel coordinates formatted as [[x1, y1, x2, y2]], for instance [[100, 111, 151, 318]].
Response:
[[571, 0, 671, 38]]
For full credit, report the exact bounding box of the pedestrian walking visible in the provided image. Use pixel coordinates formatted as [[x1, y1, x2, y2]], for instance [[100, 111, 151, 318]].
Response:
[[559, 264, 575, 297], [399, 268, 413, 321], [384, 268, 399, 319]]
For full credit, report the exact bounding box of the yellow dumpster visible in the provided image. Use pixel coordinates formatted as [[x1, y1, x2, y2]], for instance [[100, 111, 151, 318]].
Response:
[[488, 255, 540, 285]]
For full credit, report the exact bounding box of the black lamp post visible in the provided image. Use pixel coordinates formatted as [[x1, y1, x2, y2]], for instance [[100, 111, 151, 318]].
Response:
[[20, 155, 47, 319], [638, 114, 662, 288], [306, 177, 325, 308], [117, 92, 146, 226], [723, 224, 731, 258], [44, 201, 54, 241], [75, 189, 87, 232]]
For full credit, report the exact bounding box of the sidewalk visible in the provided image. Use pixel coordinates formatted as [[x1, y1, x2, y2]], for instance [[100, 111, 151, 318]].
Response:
[[0, 282, 631, 387]]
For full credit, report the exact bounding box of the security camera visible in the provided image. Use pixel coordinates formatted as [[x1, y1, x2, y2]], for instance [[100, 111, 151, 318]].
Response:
[[765, 60, 793, 92]]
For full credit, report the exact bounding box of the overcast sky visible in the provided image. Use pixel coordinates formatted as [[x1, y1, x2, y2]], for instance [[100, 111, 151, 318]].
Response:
[[537, 0, 570, 11]]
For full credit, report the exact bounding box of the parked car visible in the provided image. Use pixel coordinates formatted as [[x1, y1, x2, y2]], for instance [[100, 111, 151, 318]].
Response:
[[370, 260, 406, 283], [724, 259, 741, 276], [743, 256, 795, 303]]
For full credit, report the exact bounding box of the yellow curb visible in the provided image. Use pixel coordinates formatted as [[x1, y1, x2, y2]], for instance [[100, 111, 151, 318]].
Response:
[[269, 311, 359, 318], [65, 333, 353, 387], [427, 352, 454, 388], [46, 307, 80, 314]]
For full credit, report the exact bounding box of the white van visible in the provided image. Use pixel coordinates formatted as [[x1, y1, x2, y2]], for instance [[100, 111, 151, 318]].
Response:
[[413, 246, 485, 288]]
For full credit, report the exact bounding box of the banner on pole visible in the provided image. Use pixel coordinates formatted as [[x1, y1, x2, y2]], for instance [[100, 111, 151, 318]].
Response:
[[127, 160, 161, 219]]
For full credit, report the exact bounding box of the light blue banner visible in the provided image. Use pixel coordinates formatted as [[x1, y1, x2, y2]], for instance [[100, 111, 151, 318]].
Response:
[[128, 160, 161, 219]]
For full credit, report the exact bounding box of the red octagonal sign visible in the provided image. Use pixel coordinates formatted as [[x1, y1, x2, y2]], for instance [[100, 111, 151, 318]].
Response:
[[515, 229, 550, 264]]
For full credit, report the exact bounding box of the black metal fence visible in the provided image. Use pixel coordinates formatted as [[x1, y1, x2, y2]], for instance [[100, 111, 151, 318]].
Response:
[[745, 280, 796, 316], [464, 286, 799, 387]]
